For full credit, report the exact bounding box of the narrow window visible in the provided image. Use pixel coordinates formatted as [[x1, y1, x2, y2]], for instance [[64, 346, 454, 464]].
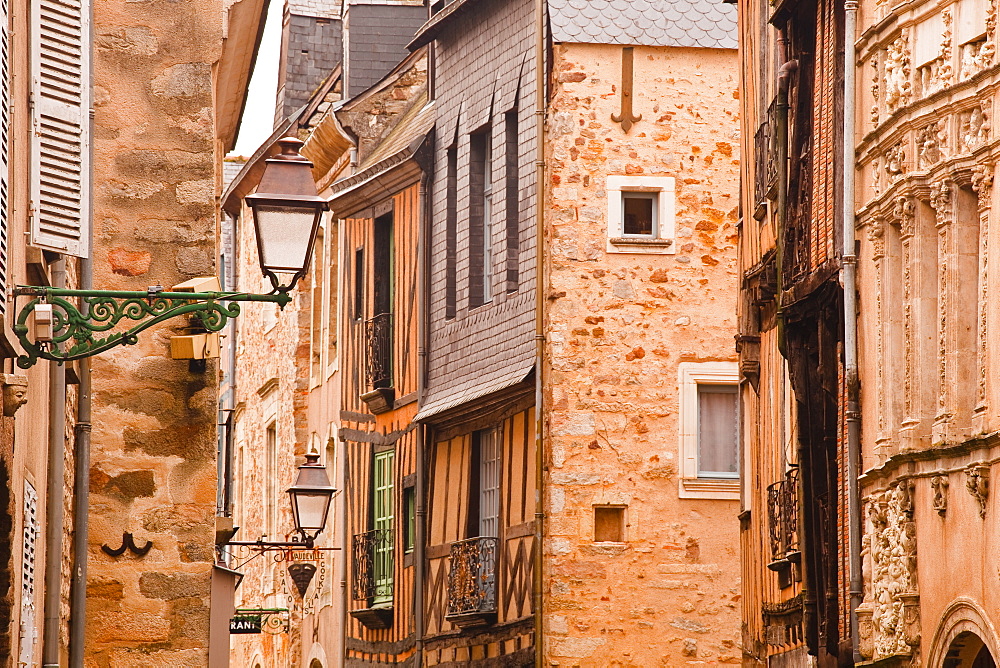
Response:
[[504, 110, 519, 292], [327, 221, 338, 367], [445, 146, 457, 319], [403, 486, 415, 553], [354, 247, 364, 321], [697, 385, 739, 478], [369, 213, 394, 389], [265, 422, 278, 534], [594, 506, 625, 542], [372, 450, 395, 604], [469, 428, 500, 538], [469, 126, 492, 307], [622, 192, 657, 236], [310, 226, 325, 377]]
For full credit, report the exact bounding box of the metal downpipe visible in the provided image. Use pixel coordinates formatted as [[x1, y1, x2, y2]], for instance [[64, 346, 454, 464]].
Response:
[[532, 0, 546, 663], [842, 0, 863, 661], [42, 259, 67, 668]]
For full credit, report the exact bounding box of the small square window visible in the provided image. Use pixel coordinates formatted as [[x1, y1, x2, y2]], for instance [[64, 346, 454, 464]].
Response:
[[622, 192, 656, 236], [606, 176, 675, 254], [594, 506, 625, 542]]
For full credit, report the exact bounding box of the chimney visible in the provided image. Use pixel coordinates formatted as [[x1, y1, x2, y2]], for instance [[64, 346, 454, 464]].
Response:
[[274, 0, 344, 125], [343, 1, 428, 97]]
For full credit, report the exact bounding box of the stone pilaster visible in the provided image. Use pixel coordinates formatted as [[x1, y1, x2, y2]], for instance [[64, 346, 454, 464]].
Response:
[[972, 163, 994, 434]]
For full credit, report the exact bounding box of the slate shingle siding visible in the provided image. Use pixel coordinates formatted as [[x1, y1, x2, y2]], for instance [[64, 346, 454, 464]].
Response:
[[548, 0, 737, 49], [276, 14, 343, 123], [423, 0, 537, 413], [345, 4, 428, 96]]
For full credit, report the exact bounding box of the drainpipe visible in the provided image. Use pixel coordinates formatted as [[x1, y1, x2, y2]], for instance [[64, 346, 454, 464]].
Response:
[[68, 48, 96, 663], [414, 171, 431, 668], [532, 0, 545, 664], [42, 259, 67, 668], [842, 0, 863, 661], [775, 54, 796, 358]]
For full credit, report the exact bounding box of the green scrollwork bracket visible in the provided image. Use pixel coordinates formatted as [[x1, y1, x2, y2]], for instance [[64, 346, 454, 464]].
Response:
[[13, 286, 291, 369]]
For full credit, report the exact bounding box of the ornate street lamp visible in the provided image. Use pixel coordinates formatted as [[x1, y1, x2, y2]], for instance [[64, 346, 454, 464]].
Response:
[[13, 138, 327, 368], [287, 451, 336, 546], [246, 137, 328, 293]]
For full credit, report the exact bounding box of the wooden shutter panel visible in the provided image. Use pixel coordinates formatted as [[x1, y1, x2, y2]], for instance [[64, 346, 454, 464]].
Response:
[[30, 0, 90, 258], [0, 0, 9, 313]]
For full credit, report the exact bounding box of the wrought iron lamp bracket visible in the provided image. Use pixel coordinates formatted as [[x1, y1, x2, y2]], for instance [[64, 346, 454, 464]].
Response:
[[12, 285, 292, 369]]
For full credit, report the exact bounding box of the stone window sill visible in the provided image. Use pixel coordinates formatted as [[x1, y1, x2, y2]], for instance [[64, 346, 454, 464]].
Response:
[[679, 477, 740, 500]]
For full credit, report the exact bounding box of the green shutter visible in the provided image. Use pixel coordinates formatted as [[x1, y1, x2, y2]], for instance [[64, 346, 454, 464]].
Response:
[[373, 450, 394, 604]]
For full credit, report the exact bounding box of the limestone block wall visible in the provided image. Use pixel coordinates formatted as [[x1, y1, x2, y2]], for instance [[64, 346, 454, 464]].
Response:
[[85, 0, 226, 664], [543, 43, 742, 666]]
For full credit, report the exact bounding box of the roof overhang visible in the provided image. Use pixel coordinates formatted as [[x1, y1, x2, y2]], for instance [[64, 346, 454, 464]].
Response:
[[216, 0, 272, 153]]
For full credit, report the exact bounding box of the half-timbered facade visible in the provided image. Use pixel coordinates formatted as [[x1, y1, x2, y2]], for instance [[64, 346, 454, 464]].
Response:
[[409, 1, 540, 664], [328, 47, 432, 666], [737, 0, 849, 664]]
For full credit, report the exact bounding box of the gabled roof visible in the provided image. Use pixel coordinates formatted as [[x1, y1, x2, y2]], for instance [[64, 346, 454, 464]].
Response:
[[549, 0, 737, 50]]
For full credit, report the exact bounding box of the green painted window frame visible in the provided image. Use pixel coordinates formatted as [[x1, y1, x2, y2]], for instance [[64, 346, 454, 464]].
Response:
[[372, 449, 394, 605]]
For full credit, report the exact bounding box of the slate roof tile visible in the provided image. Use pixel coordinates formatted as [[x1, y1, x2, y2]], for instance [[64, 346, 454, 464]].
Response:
[[549, 0, 737, 50]]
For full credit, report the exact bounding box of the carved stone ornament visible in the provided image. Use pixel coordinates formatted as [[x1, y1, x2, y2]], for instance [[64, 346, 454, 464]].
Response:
[[960, 103, 991, 153], [871, 56, 881, 126], [931, 475, 949, 514], [868, 217, 887, 259], [1, 374, 28, 417], [930, 180, 954, 224], [917, 121, 948, 169], [972, 162, 995, 209], [894, 195, 916, 237], [884, 35, 912, 113], [885, 141, 906, 178], [965, 464, 990, 518], [860, 481, 919, 661]]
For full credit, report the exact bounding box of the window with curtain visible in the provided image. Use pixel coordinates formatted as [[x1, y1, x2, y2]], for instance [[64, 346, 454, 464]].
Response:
[[697, 384, 739, 478]]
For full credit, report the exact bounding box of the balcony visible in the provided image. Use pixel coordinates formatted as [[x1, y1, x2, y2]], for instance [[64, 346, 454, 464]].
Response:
[[753, 98, 778, 219], [767, 468, 800, 588], [361, 312, 394, 413], [446, 536, 498, 628], [350, 529, 394, 629]]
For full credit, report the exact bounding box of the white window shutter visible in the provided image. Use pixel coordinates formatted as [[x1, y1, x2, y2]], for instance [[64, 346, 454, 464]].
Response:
[[30, 0, 90, 258], [0, 0, 9, 313]]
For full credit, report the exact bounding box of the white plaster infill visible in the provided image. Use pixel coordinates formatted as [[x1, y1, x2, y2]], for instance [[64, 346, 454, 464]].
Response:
[[605, 175, 676, 254], [678, 361, 740, 500]]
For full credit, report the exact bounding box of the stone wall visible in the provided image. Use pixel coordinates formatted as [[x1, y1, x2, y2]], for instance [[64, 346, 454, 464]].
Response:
[[85, 0, 226, 664], [543, 42, 742, 666]]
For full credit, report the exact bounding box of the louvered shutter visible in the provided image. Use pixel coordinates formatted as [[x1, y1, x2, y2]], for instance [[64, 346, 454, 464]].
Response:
[[30, 0, 90, 258], [0, 0, 9, 313]]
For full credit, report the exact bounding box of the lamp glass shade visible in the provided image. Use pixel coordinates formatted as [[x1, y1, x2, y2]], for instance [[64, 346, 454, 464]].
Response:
[[290, 491, 332, 533], [252, 203, 324, 274]]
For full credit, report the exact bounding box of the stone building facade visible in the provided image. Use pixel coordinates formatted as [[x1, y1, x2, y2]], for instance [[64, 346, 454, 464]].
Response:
[[854, 0, 1000, 663], [738, 0, 1000, 663], [542, 2, 742, 664]]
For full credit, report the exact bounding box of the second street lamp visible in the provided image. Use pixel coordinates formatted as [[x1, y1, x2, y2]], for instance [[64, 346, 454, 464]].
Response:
[[287, 451, 337, 547]]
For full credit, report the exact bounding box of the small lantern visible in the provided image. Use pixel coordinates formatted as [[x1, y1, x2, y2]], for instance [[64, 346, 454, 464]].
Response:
[[287, 452, 335, 544], [245, 137, 327, 293]]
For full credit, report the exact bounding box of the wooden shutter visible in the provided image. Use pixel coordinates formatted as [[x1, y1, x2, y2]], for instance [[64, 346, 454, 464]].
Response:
[[30, 0, 90, 257], [0, 0, 9, 313]]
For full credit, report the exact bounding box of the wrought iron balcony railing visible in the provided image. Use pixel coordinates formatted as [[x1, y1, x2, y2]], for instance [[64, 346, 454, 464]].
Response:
[[352, 529, 393, 603], [365, 312, 393, 389], [767, 468, 799, 562], [753, 98, 779, 211], [446, 536, 498, 620]]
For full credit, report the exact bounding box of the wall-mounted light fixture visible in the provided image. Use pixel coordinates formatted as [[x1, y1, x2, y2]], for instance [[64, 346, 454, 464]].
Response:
[[13, 138, 328, 369]]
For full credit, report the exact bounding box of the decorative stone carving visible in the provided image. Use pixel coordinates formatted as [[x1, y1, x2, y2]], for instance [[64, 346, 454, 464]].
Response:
[[917, 121, 948, 169], [885, 141, 906, 178], [871, 56, 881, 125], [931, 475, 949, 514], [894, 195, 915, 236], [966, 465, 990, 518], [919, 10, 953, 96], [861, 481, 919, 661], [1, 374, 28, 417], [960, 103, 990, 153], [972, 162, 995, 208], [884, 36, 912, 113], [872, 157, 882, 194], [960, 37, 992, 79], [930, 179, 953, 223]]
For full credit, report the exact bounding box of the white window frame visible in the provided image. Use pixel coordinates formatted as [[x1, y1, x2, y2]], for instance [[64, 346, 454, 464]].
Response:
[[678, 362, 740, 500], [606, 175, 676, 254]]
